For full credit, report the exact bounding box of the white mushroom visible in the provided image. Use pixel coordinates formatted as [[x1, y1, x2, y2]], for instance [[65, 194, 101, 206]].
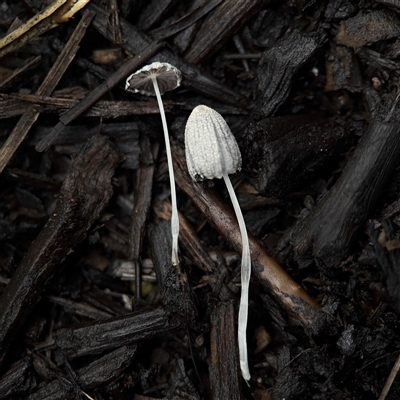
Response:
[[126, 62, 182, 266], [185, 105, 251, 381]]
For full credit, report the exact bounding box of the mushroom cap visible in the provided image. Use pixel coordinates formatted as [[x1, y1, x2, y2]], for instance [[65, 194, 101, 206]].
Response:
[[125, 61, 182, 96], [185, 105, 242, 181]]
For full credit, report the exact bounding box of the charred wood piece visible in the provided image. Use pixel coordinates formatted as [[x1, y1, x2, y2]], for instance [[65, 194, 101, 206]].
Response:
[[0, 358, 33, 398], [325, 45, 363, 92], [185, 0, 265, 64], [149, 220, 197, 324], [335, 9, 400, 48], [0, 135, 121, 367], [129, 154, 156, 300], [154, 200, 216, 273], [56, 307, 179, 358], [293, 121, 400, 267], [255, 29, 323, 119], [209, 301, 243, 400], [243, 114, 345, 197], [149, 0, 223, 42], [28, 345, 137, 400]]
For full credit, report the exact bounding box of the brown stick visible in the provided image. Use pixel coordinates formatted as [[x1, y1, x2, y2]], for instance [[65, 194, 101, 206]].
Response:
[[378, 353, 400, 400], [172, 144, 321, 329], [154, 200, 215, 273], [209, 301, 243, 399], [0, 94, 178, 119], [35, 40, 165, 152], [0, 55, 42, 91], [129, 163, 156, 300], [0, 135, 121, 367], [0, 9, 95, 174]]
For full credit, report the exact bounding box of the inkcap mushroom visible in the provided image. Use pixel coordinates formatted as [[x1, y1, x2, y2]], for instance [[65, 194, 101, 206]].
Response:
[[126, 62, 182, 266], [185, 105, 251, 381]]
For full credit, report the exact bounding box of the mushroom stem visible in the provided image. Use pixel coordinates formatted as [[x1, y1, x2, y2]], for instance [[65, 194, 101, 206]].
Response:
[[151, 76, 179, 266], [222, 172, 251, 381]]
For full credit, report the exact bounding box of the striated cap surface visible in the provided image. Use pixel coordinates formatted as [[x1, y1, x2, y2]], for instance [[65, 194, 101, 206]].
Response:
[[125, 61, 182, 96], [185, 105, 242, 181]]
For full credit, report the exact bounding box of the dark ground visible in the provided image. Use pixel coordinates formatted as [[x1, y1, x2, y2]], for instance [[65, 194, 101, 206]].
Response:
[[1, 0, 400, 399]]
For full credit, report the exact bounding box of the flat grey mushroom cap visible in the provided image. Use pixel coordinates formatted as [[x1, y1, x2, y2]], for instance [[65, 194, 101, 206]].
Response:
[[185, 105, 242, 181], [125, 61, 182, 96]]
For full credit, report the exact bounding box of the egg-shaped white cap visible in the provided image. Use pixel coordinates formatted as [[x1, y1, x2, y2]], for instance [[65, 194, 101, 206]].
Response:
[[185, 105, 242, 181], [125, 61, 182, 96]]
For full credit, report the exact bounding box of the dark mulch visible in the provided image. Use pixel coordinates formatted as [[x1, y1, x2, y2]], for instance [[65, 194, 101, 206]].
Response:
[[1, 0, 400, 399]]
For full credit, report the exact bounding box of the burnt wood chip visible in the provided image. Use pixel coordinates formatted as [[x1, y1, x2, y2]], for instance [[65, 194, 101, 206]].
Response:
[[325, 45, 363, 92], [28, 345, 137, 400], [47, 295, 114, 320], [33, 122, 141, 170], [368, 221, 400, 308], [0, 135, 121, 368], [128, 153, 156, 300], [172, 0, 208, 53], [376, 0, 400, 8], [137, 0, 177, 30], [184, 0, 266, 64], [293, 121, 400, 268], [0, 358, 33, 398], [55, 307, 179, 358], [149, 220, 197, 324], [153, 200, 216, 273], [243, 114, 345, 197], [324, 0, 356, 20], [149, 0, 223, 41], [335, 9, 400, 48], [255, 30, 324, 119], [89, 3, 247, 108], [209, 301, 243, 400]]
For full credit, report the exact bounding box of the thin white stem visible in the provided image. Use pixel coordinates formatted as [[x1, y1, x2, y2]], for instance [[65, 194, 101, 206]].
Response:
[[223, 172, 251, 381], [152, 77, 179, 265]]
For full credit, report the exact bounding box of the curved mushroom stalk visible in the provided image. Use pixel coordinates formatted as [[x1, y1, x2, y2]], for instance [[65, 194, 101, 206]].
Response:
[[185, 105, 251, 381], [126, 62, 182, 266], [223, 172, 251, 381], [151, 76, 179, 265]]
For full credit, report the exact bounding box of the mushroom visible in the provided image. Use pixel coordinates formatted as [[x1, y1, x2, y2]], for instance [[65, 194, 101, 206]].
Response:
[[125, 62, 182, 266], [184, 105, 251, 381]]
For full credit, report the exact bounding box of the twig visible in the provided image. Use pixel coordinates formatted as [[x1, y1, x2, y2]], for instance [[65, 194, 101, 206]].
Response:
[[172, 143, 321, 329], [129, 148, 157, 301], [0, 9, 96, 174], [35, 40, 165, 152], [378, 353, 400, 400]]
